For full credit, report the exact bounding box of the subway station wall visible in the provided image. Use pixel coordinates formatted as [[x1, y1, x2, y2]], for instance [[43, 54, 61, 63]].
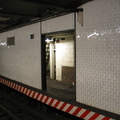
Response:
[[41, 13, 74, 34], [0, 23, 42, 89], [0, 13, 75, 90], [0, 0, 120, 116], [76, 0, 120, 114]]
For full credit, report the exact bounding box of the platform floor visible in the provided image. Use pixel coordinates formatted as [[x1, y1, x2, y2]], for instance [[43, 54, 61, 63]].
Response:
[[46, 76, 75, 102]]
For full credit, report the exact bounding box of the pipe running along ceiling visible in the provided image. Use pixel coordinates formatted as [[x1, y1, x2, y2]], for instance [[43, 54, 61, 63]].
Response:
[[0, 0, 92, 32]]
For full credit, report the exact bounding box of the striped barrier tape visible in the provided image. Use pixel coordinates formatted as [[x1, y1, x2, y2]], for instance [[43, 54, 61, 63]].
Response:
[[0, 78, 113, 120]]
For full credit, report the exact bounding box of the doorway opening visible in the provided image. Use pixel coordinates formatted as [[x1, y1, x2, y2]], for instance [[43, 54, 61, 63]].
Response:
[[42, 31, 75, 101]]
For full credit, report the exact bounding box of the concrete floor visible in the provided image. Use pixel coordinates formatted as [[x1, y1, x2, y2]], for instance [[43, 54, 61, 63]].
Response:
[[46, 77, 75, 102]]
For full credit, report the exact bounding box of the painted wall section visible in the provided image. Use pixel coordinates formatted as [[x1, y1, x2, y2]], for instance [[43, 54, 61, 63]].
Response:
[[56, 36, 74, 81], [0, 23, 41, 89], [41, 13, 74, 34], [76, 0, 120, 114]]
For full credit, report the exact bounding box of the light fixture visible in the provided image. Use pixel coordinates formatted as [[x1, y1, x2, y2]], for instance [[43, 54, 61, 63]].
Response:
[[45, 38, 53, 42]]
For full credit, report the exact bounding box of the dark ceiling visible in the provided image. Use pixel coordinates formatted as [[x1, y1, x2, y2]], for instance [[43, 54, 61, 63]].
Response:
[[0, 0, 91, 32]]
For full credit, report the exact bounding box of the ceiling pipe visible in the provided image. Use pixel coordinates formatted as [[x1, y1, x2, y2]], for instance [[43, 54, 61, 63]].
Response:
[[0, 8, 83, 32], [0, 12, 37, 18]]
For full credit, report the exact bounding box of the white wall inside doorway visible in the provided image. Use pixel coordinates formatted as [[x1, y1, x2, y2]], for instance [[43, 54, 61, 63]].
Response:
[[56, 36, 74, 81]]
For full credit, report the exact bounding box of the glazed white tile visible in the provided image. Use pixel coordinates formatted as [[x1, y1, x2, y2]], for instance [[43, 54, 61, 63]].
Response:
[[76, 0, 120, 115], [0, 22, 41, 89], [42, 13, 74, 34]]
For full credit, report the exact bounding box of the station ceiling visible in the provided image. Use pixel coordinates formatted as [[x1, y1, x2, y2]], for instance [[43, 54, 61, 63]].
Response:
[[0, 0, 92, 32]]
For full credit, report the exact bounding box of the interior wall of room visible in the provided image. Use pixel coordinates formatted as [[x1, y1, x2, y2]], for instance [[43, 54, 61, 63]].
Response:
[[0, 22, 42, 89], [56, 36, 74, 81], [76, 0, 120, 114]]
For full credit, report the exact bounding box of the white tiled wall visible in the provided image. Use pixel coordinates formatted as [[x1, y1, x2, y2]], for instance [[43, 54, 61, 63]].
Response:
[[56, 37, 74, 80], [42, 13, 75, 81], [76, 0, 120, 114], [41, 13, 74, 34], [0, 23, 41, 89], [0, 0, 119, 115]]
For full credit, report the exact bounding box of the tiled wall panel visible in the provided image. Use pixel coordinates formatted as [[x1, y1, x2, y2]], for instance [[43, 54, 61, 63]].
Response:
[[41, 13, 74, 34], [76, 0, 120, 114], [0, 23, 41, 89], [56, 37, 74, 80]]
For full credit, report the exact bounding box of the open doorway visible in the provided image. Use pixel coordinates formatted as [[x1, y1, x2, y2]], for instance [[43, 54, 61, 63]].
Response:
[[42, 31, 75, 101]]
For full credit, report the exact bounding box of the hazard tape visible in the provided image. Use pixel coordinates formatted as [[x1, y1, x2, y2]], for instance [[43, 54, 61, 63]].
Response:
[[0, 78, 113, 120]]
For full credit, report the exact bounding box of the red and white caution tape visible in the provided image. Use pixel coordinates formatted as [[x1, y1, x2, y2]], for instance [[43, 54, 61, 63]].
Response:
[[0, 78, 113, 120]]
